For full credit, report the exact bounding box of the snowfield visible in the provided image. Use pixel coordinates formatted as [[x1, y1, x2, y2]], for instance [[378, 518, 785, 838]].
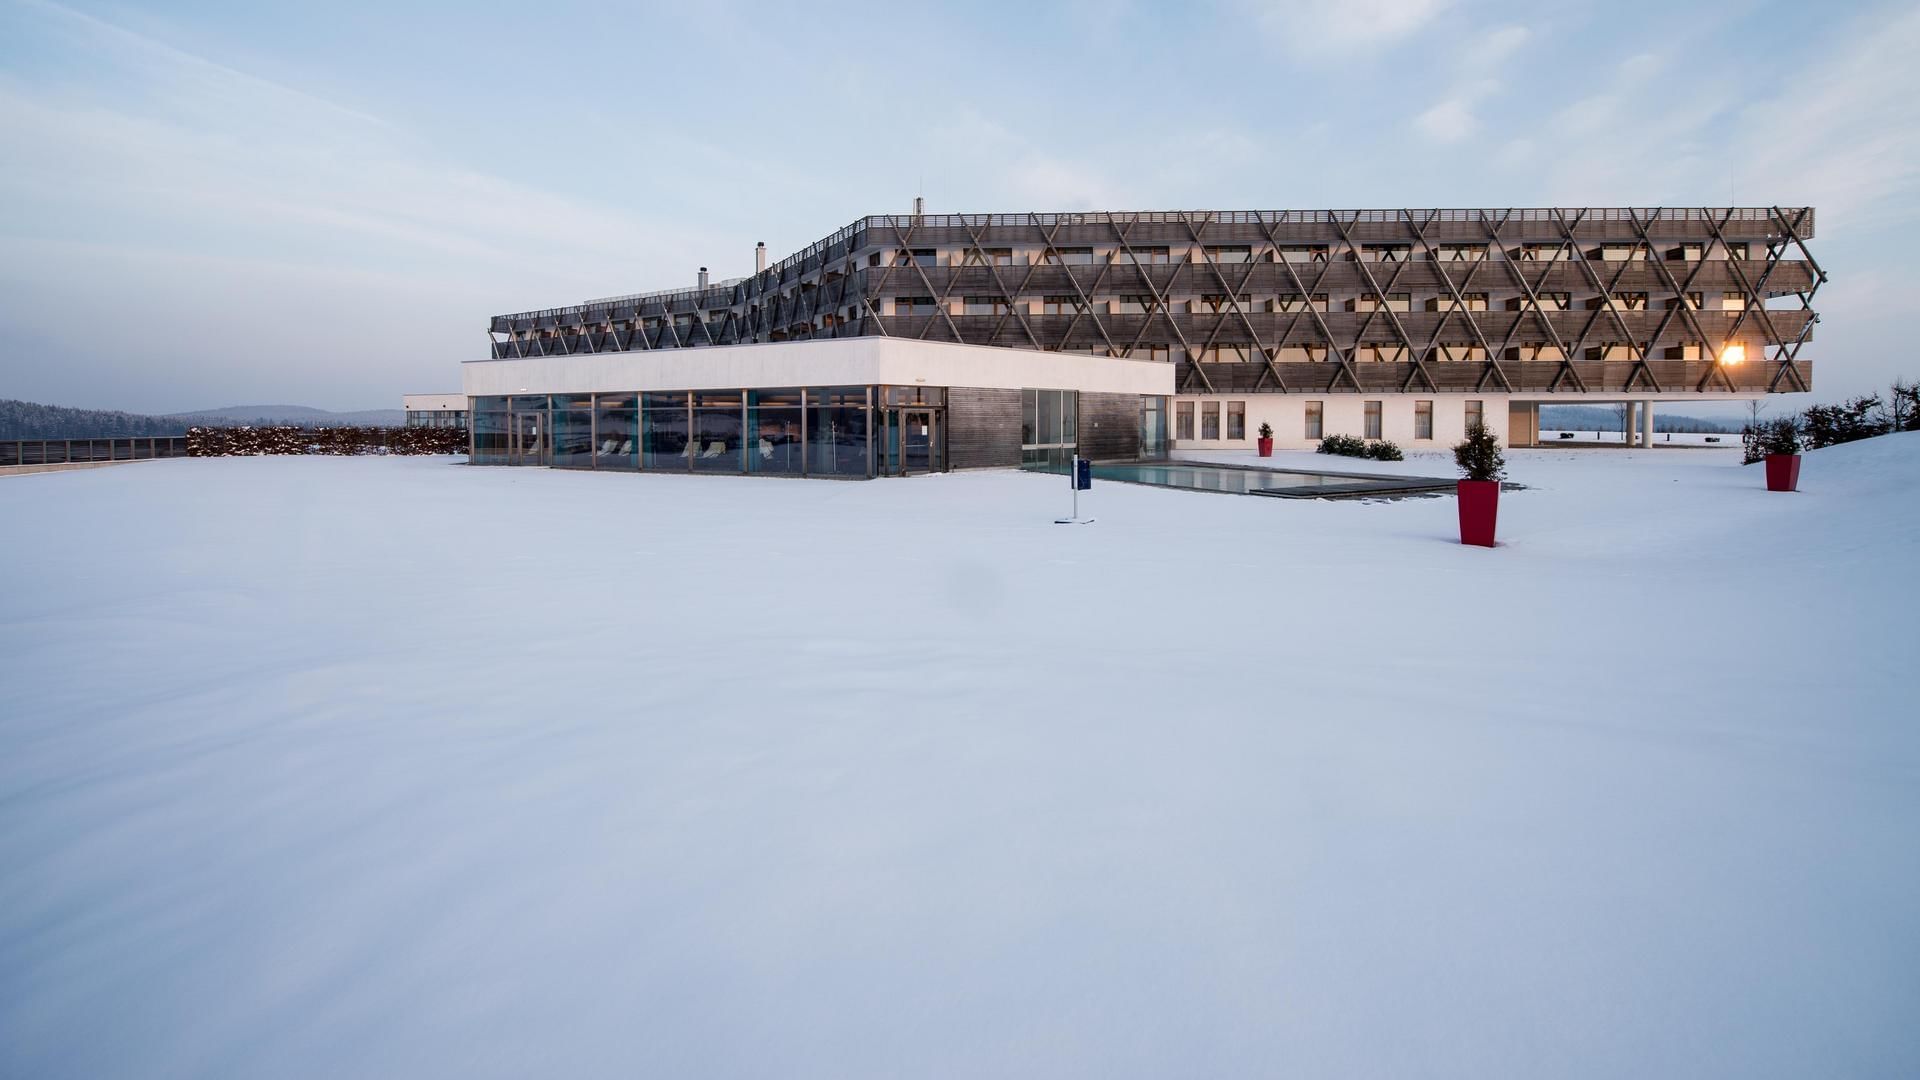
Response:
[[2, 437, 1916, 1079]]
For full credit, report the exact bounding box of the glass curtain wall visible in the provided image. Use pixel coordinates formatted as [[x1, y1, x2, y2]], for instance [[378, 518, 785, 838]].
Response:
[[1139, 397, 1167, 459], [472, 396, 510, 464], [552, 394, 595, 467], [691, 391, 744, 473], [747, 389, 804, 475], [595, 394, 639, 469], [1021, 388, 1078, 470], [807, 387, 871, 477], [509, 395, 550, 466], [642, 392, 690, 470], [475, 386, 875, 478]]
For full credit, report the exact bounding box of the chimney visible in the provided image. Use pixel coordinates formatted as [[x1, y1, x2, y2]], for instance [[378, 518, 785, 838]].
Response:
[[755, 241, 767, 273], [913, 196, 925, 217], [698, 266, 709, 289]]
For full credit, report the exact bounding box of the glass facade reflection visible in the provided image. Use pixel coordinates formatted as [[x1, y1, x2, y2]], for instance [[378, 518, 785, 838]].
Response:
[[1020, 388, 1078, 470], [469, 384, 1156, 478], [475, 387, 877, 478]]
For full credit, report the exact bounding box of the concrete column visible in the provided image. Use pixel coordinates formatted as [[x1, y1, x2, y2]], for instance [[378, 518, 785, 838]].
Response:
[[1641, 401, 1656, 448], [1623, 401, 1637, 447]]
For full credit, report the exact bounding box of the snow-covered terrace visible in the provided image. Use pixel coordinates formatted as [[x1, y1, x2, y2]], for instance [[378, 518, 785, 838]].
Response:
[[2, 437, 1915, 1077]]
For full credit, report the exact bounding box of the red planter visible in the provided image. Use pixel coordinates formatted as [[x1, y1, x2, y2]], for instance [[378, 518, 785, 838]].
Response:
[[1257, 437, 1274, 457], [1457, 479, 1500, 547], [1765, 454, 1801, 492]]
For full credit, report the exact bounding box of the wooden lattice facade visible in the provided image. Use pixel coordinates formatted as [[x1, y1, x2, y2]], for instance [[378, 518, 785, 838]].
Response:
[[489, 207, 1821, 397]]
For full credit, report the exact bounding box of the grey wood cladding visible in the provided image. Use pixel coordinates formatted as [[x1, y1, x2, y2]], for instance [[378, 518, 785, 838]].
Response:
[[1078, 393, 1143, 461], [946, 388, 1022, 470]]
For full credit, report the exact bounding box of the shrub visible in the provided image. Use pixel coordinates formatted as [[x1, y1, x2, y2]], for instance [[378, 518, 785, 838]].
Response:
[[1801, 395, 1888, 450], [1257, 421, 1273, 439], [1317, 433, 1367, 457], [1742, 416, 1803, 463], [1453, 422, 1506, 482], [1365, 439, 1403, 461], [1892, 379, 1920, 433]]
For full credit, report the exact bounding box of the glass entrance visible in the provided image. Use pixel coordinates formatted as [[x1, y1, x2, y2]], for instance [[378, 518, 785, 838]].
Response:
[[901, 409, 938, 474], [512, 411, 547, 466]]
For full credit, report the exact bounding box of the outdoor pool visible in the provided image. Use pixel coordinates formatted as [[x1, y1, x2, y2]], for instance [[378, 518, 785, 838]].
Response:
[[1084, 461, 1457, 498]]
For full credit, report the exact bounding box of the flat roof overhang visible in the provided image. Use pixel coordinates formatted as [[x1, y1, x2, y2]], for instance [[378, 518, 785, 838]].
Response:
[[462, 338, 1175, 399]]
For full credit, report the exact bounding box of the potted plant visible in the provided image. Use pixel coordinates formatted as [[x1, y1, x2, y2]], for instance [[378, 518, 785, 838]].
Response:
[[1452, 421, 1506, 547], [1256, 421, 1274, 457], [1753, 416, 1804, 492]]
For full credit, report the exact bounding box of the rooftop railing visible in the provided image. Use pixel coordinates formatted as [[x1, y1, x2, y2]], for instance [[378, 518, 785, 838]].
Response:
[[492, 208, 1812, 322]]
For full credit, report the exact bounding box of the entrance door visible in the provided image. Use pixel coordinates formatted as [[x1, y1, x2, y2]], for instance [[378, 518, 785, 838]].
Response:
[[513, 411, 547, 466], [899, 409, 940, 474]]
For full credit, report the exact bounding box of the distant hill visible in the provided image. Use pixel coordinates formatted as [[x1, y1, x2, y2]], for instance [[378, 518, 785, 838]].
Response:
[[1540, 404, 1739, 434], [166, 405, 406, 427], [1, 399, 407, 440]]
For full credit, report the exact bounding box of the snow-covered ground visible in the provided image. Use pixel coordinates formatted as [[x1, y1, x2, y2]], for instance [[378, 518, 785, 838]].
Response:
[[2, 438, 1916, 1079]]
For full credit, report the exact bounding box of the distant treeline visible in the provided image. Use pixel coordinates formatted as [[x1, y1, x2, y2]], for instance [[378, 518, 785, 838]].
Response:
[[1539, 404, 1739, 434], [0, 399, 190, 439], [1741, 380, 1920, 463], [0, 399, 407, 440]]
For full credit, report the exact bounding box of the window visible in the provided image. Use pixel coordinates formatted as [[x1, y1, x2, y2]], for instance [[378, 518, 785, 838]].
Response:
[[894, 297, 937, 315], [1721, 291, 1748, 311], [1043, 247, 1096, 265], [1176, 401, 1195, 441], [1436, 244, 1487, 262], [1201, 401, 1221, 440], [1427, 293, 1488, 312], [1129, 345, 1171, 362], [1020, 388, 1079, 468], [1206, 245, 1253, 263], [1353, 293, 1411, 313], [1126, 247, 1170, 264], [1279, 245, 1329, 263], [1203, 345, 1251, 364], [894, 248, 937, 267], [1415, 400, 1433, 440], [963, 248, 1013, 266], [1117, 295, 1157, 314], [1200, 295, 1250, 313], [1466, 399, 1484, 431], [1364, 400, 1382, 439], [1726, 242, 1751, 260], [1227, 401, 1246, 440], [963, 296, 1011, 316], [1305, 401, 1324, 439], [1276, 294, 1329, 312], [1366, 245, 1411, 262], [1041, 295, 1082, 315]]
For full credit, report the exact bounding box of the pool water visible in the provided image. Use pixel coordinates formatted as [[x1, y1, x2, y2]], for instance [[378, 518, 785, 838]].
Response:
[[1082, 461, 1455, 498]]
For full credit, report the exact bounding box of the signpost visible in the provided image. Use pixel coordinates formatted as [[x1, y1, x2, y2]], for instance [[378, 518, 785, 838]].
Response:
[[1055, 455, 1095, 525]]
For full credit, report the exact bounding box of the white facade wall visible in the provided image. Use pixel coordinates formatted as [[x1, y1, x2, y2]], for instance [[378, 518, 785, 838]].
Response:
[[402, 393, 467, 412], [1170, 394, 1509, 452], [464, 337, 1174, 399]]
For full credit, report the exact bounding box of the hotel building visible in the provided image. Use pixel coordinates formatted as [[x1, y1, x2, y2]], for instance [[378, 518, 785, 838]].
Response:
[[467, 205, 1821, 476]]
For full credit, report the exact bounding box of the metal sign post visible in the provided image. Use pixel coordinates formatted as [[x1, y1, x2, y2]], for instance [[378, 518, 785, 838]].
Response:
[[1054, 455, 1095, 525]]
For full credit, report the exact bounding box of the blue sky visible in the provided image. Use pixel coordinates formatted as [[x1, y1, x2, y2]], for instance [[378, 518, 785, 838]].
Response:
[[0, 0, 1913, 413]]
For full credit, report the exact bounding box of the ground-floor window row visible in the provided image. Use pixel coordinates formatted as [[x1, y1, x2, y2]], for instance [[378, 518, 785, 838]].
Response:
[[471, 386, 1156, 478], [1173, 397, 1490, 443], [405, 410, 468, 428], [471, 387, 952, 478]]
